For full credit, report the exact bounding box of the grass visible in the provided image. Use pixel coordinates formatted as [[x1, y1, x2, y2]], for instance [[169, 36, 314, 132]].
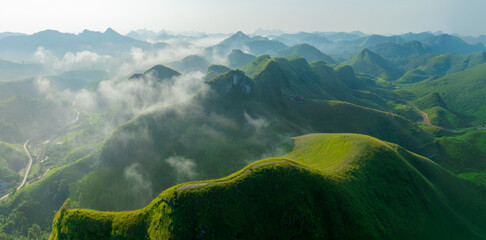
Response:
[[419, 51, 486, 76], [49, 133, 486, 240], [2, 55, 448, 239], [284, 134, 368, 173], [276, 43, 337, 64], [405, 63, 486, 125], [435, 129, 486, 172], [227, 50, 255, 69], [203, 64, 231, 81], [346, 48, 404, 81], [396, 69, 432, 84], [458, 171, 486, 186], [0, 141, 27, 194]]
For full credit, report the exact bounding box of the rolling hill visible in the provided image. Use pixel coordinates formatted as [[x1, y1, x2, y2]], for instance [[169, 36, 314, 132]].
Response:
[[244, 39, 288, 56], [0, 95, 74, 143], [422, 34, 485, 55], [203, 64, 231, 81], [413, 92, 465, 128], [0, 57, 440, 238], [0, 141, 27, 195], [227, 49, 255, 69], [396, 69, 435, 84], [405, 63, 486, 125], [275, 44, 336, 64], [206, 31, 287, 57], [168, 55, 210, 73], [346, 48, 404, 80], [49, 133, 486, 240], [129, 65, 181, 82], [0, 59, 48, 81], [419, 51, 486, 76]]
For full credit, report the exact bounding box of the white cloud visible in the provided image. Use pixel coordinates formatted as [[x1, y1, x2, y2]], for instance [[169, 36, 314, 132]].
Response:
[[165, 156, 198, 182]]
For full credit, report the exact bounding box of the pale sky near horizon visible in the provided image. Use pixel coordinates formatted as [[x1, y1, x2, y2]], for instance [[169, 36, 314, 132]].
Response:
[[0, 0, 484, 36]]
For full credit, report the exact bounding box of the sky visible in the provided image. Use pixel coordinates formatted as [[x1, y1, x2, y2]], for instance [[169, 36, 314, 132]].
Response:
[[1, 0, 485, 36]]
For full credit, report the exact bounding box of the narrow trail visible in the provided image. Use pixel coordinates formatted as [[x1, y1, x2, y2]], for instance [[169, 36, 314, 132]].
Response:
[[2, 139, 34, 202], [18, 139, 33, 190], [0, 193, 8, 201], [178, 160, 290, 191], [305, 97, 434, 127], [405, 100, 432, 126]]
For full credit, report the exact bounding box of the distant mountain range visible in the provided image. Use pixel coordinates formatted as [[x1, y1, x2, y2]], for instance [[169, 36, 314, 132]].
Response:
[[0, 28, 160, 62]]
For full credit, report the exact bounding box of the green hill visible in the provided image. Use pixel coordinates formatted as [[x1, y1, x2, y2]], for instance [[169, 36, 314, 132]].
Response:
[[419, 51, 486, 76], [168, 55, 210, 73], [347, 48, 404, 81], [0, 95, 74, 143], [396, 69, 434, 84], [423, 34, 485, 55], [216, 31, 250, 51], [367, 40, 428, 68], [1, 57, 439, 238], [0, 141, 27, 195], [275, 44, 337, 64], [203, 64, 231, 81], [227, 49, 255, 69], [405, 63, 486, 125], [129, 65, 181, 82], [49, 133, 486, 240], [414, 92, 465, 128], [206, 32, 287, 57], [241, 55, 272, 78], [369, 41, 426, 63], [309, 61, 358, 102], [0, 59, 47, 81], [414, 92, 448, 110], [244, 39, 287, 56]]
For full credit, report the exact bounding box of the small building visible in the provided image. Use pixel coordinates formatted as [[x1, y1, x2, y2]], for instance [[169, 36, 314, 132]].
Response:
[[289, 94, 305, 103]]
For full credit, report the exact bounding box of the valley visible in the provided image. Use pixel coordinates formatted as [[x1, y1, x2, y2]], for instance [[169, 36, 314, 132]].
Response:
[[0, 22, 486, 240]]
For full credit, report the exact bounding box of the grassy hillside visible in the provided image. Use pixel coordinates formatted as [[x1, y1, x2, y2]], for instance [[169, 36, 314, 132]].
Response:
[[61, 62, 434, 213], [203, 64, 231, 81], [347, 48, 404, 81], [168, 55, 210, 73], [49, 133, 486, 240], [0, 59, 47, 81], [396, 69, 434, 84], [1, 58, 443, 238], [0, 152, 97, 237], [0, 95, 74, 143], [423, 34, 485, 55], [369, 40, 426, 66], [434, 129, 486, 172], [405, 63, 486, 125], [241, 55, 272, 78], [227, 49, 255, 69], [244, 39, 287, 56], [275, 44, 337, 64], [129, 64, 181, 82], [0, 141, 27, 195], [419, 51, 486, 76]]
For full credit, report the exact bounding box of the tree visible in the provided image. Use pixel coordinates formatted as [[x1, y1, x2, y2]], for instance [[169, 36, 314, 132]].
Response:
[[27, 224, 42, 240]]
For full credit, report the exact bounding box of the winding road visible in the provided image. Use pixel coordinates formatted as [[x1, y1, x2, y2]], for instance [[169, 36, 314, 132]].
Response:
[[17, 139, 33, 190], [405, 100, 432, 126], [0, 138, 33, 201], [1, 102, 81, 202]]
